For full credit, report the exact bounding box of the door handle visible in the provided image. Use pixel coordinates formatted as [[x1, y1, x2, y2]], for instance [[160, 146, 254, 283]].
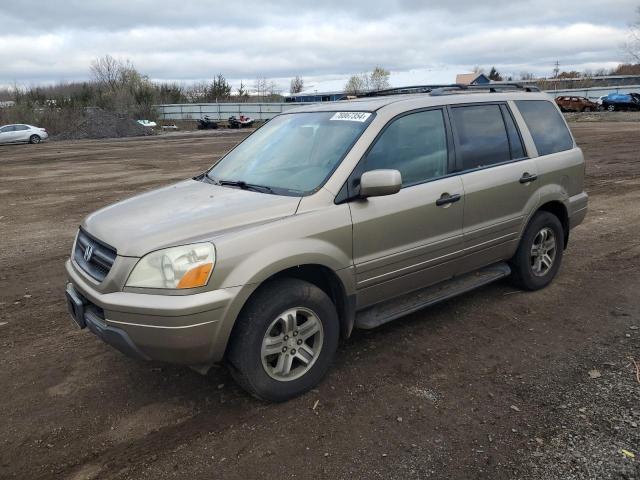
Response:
[[519, 172, 538, 184], [436, 193, 462, 207]]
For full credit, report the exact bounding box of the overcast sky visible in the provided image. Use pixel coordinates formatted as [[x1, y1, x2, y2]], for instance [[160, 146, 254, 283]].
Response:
[[1, 0, 638, 92]]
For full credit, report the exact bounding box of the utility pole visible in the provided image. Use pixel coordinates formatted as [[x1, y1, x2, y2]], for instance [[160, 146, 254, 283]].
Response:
[[553, 60, 560, 93]]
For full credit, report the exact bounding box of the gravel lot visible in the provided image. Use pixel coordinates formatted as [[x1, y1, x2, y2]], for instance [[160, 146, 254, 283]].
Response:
[[0, 124, 638, 480]]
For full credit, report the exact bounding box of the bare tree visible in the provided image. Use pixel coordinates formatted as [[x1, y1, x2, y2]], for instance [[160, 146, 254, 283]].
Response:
[[369, 66, 390, 91], [519, 71, 536, 81], [625, 6, 640, 62], [290, 75, 304, 94], [253, 77, 268, 99], [90, 55, 122, 91], [344, 75, 365, 95], [266, 80, 280, 96], [186, 82, 209, 103]]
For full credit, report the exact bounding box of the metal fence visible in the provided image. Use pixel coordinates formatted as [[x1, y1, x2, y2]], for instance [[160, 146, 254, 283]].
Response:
[[155, 102, 310, 121], [156, 84, 640, 121]]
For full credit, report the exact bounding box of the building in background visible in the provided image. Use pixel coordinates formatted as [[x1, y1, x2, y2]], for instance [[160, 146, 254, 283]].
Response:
[[285, 91, 347, 103], [455, 73, 491, 85]]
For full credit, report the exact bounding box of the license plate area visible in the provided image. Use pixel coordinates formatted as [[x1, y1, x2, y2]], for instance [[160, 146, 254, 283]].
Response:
[[65, 285, 87, 329]]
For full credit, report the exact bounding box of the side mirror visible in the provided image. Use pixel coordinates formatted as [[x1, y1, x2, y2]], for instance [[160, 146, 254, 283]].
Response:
[[359, 169, 402, 198]]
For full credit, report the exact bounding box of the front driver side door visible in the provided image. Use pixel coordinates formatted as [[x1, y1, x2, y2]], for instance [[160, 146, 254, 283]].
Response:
[[0, 125, 17, 143], [349, 108, 465, 308]]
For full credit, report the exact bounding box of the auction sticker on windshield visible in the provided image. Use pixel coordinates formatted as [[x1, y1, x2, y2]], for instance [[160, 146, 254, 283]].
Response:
[[330, 112, 372, 122]]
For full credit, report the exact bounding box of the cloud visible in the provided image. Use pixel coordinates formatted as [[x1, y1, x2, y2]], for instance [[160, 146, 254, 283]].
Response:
[[0, 1, 636, 89]]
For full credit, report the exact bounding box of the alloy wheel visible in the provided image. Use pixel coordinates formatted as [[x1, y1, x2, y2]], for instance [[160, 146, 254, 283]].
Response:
[[530, 227, 557, 277], [260, 307, 323, 381]]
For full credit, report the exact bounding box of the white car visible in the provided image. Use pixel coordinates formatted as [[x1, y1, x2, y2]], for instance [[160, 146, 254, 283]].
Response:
[[0, 124, 49, 144], [137, 120, 157, 128]]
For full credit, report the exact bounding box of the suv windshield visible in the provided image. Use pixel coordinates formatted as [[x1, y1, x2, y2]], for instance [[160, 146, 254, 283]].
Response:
[[207, 111, 373, 195]]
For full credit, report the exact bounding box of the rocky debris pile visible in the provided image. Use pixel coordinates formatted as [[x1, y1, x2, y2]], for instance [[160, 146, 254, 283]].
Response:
[[54, 109, 154, 140]]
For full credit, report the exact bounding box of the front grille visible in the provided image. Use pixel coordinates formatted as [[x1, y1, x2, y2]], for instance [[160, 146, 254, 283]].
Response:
[[73, 229, 117, 282]]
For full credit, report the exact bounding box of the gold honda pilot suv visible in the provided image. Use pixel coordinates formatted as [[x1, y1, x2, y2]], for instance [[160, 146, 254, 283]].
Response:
[[65, 84, 588, 401]]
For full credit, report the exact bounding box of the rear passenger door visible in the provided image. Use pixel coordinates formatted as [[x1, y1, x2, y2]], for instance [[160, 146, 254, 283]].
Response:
[[449, 103, 538, 273], [14, 125, 30, 142]]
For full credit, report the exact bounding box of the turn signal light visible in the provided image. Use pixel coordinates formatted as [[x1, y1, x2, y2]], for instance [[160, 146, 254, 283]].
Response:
[[177, 263, 213, 289]]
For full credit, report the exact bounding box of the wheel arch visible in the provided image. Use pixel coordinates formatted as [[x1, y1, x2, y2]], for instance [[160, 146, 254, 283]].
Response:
[[267, 264, 355, 339], [222, 263, 355, 361], [536, 200, 570, 248]]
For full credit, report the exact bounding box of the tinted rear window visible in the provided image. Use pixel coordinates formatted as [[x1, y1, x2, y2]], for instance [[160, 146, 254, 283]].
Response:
[[451, 104, 511, 170], [515, 100, 574, 156]]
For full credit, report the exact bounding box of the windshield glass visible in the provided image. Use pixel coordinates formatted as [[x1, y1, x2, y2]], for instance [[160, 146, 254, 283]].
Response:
[[207, 111, 373, 195]]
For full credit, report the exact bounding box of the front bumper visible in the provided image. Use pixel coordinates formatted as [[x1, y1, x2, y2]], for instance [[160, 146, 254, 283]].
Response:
[[65, 259, 242, 365]]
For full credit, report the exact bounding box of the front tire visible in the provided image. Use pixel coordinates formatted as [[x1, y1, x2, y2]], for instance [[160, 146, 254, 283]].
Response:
[[227, 278, 339, 402], [29, 135, 41, 144], [510, 211, 564, 291]]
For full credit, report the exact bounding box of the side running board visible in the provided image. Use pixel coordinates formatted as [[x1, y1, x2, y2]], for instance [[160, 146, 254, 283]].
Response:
[[354, 262, 511, 330]]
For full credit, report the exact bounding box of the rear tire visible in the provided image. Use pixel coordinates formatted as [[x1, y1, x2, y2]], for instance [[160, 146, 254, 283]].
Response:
[[510, 211, 564, 291], [607, 105, 616, 112], [227, 278, 339, 402], [29, 135, 41, 144]]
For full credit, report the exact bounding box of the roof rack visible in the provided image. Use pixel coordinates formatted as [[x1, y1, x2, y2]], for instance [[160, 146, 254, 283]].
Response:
[[362, 85, 447, 97], [362, 83, 539, 98]]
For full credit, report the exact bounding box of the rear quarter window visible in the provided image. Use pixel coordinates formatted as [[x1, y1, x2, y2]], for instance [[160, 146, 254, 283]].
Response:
[[515, 100, 574, 156]]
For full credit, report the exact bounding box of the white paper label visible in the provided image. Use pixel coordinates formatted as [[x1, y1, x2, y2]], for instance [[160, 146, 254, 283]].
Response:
[[330, 112, 372, 122]]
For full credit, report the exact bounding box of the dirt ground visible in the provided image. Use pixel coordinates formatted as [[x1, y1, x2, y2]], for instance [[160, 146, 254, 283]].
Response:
[[1, 124, 639, 480]]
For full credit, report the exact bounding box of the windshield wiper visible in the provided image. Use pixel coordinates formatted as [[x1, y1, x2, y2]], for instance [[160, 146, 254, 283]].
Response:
[[213, 178, 274, 194]]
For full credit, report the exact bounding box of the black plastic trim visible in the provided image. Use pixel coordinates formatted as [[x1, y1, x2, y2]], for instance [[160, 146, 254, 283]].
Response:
[[73, 228, 117, 282], [85, 311, 150, 361]]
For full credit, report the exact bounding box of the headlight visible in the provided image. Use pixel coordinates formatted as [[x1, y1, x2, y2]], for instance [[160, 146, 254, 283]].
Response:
[[126, 243, 215, 289]]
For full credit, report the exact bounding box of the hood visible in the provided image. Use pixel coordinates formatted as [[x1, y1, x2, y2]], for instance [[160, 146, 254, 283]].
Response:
[[82, 179, 301, 257]]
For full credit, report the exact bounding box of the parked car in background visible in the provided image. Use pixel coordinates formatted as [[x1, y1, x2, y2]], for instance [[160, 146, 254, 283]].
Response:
[[601, 93, 640, 112], [197, 116, 218, 130], [555, 96, 598, 112], [228, 115, 255, 128], [595, 96, 608, 106], [0, 124, 48, 144], [137, 120, 157, 128]]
